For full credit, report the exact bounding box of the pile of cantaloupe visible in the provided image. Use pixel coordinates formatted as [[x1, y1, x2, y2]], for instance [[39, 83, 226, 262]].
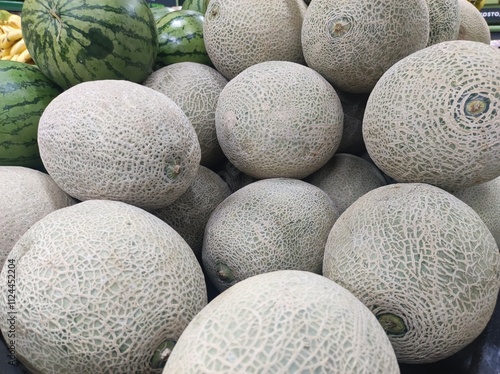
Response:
[[1, 0, 499, 373]]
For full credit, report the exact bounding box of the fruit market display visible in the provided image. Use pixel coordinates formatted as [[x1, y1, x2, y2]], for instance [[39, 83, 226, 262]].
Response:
[[1, 0, 500, 373]]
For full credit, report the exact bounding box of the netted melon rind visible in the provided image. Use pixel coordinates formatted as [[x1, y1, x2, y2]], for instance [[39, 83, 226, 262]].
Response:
[[457, 0, 491, 44], [163, 270, 400, 373], [0, 200, 207, 374], [363, 40, 500, 191], [323, 183, 500, 363], [426, 0, 461, 46]]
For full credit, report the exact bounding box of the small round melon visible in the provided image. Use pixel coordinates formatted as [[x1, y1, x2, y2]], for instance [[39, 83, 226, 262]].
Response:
[[323, 183, 500, 363], [203, 0, 306, 80], [38, 80, 201, 210], [202, 178, 339, 292], [426, 0, 461, 46], [457, 0, 491, 44], [363, 40, 500, 191], [0, 200, 207, 374], [0, 166, 74, 268], [301, 0, 430, 93], [143, 62, 228, 167], [163, 270, 400, 373], [215, 61, 344, 179]]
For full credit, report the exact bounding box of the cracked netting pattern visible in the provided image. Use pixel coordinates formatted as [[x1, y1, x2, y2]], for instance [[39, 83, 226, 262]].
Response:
[[0, 166, 74, 269], [37, 80, 201, 211], [336, 91, 370, 154], [452, 176, 500, 246], [0, 200, 207, 374], [363, 40, 500, 191], [163, 270, 400, 374], [203, 0, 306, 80], [152, 166, 231, 258], [215, 61, 344, 180], [301, 0, 430, 93], [426, 0, 460, 46], [323, 183, 500, 364], [305, 153, 387, 215], [142, 62, 228, 167], [457, 0, 491, 44], [202, 178, 339, 292]]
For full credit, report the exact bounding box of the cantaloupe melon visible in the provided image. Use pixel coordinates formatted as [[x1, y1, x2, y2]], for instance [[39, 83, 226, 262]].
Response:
[[457, 0, 491, 44], [323, 183, 500, 363], [203, 0, 306, 80], [215, 61, 344, 179], [426, 0, 461, 46], [163, 270, 400, 373], [363, 40, 500, 191], [0, 166, 74, 268], [37, 80, 201, 210], [202, 178, 339, 292], [0, 200, 207, 373], [143, 62, 228, 167], [301, 0, 430, 93]]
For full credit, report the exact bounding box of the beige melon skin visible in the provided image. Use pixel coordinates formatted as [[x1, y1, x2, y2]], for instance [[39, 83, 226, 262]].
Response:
[[163, 270, 400, 374], [38, 80, 201, 210], [457, 0, 491, 44], [0, 166, 74, 269], [301, 0, 430, 93], [202, 178, 339, 292], [323, 183, 500, 364], [0, 200, 207, 374], [363, 40, 500, 191], [143, 62, 228, 167], [203, 0, 306, 80], [215, 61, 344, 179], [426, 0, 461, 46]]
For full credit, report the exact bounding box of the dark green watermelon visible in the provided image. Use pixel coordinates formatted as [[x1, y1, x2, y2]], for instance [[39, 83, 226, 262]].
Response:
[[182, 0, 210, 14]]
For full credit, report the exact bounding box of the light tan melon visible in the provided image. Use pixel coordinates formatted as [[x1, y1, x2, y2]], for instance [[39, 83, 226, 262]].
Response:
[[457, 0, 491, 44], [152, 165, 231, 258], [363, 40, 500, 191], [301, 0, 430, 93], [215, 61, 344, 179], [38, 80, 201, 210], [202, 178, 339, 292], [426, 0, 461, 46], [0, 200, 207, 374], [335, 91, 370, 154], [163, 270, 400, 373], [323, 183, 500, 363], [143, 62, 228, 167], [203, 0, 306, 80], [305, 153, 387, 214], [0, 166, 74, 269]]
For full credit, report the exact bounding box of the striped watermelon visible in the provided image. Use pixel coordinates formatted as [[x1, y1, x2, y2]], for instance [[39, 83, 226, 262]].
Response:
[[155, 10, 211, 68], [182, 0, 210, 14], [0, 61, 62, 169], [20, 0, 158, 90], [151, 5, 175, 21]]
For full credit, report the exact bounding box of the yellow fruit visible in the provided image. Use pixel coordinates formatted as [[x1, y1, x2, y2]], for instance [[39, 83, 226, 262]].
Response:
[[9, 38, 25, 56]]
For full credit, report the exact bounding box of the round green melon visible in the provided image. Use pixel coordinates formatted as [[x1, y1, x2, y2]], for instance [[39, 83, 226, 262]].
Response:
[[0, 61, 62, 169], [151, 5, 175, 22], [182, 0, 210, 14], [21, 0, 158, 90]]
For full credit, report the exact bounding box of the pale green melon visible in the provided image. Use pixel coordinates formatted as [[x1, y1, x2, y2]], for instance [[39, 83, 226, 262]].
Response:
[[143, 62, 228, 167], [215, 61, 344, 179], [363, 40, 500, 191], [0, 166, 74, 269], [301, 0, 430, 93], [38, 80, 201, 210], [0, 200, 207, 373], [203, 0, 306, 80], [163, 270, 400, 373], [323, 183, 500, 363], [457, 0, 491, 44], [426, 0, 461, 46], [202, 178, 339, 292]]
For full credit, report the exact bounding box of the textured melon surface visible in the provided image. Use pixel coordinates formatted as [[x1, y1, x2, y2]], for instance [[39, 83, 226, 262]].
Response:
[[38, 80, 201, 210], [152, 165, 231, 258], [363, 40, 500, 191], [143, 62, 227, 167], [323, 183, 500, 364], [457, 0, 491, 44], [215, 61, 344, 179], [301, 0, 430, 93], [163, 270, 400, 373], [426, 0, 461, 46], [0, 200, 207, 374], [0, 166, 74, 269], [203, 0, 306, 80], [202, 178, 339, 292]]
